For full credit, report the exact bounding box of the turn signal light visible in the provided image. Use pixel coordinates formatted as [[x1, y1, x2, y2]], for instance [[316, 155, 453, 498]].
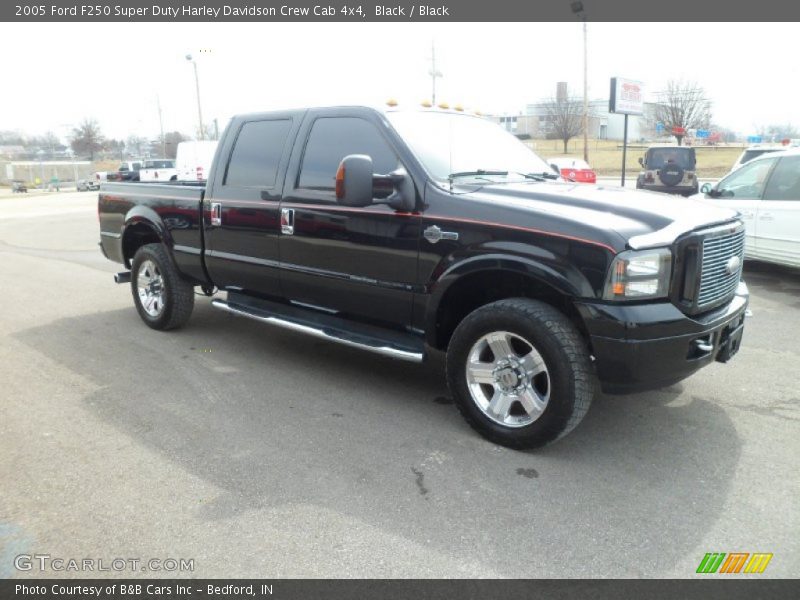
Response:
[[335, 163, 345, 199]]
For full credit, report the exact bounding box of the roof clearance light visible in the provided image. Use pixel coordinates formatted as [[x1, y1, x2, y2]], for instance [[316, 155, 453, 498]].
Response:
[[421, 100, 432, 108], [454, 104, 464, 112], [386, 99, 398, 107], [438, 102, 450, 109]]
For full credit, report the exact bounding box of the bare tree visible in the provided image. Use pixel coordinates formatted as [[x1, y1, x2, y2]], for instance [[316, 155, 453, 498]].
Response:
[[542, 95, 584, 153], [70, 119, 104, 160], [126, 135, 148, 158], [160, 131, 190, 159], [652, 80, 711, 146]]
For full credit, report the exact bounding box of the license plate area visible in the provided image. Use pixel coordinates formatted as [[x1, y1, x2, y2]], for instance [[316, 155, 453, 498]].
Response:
[[715, 316, 745, 363]]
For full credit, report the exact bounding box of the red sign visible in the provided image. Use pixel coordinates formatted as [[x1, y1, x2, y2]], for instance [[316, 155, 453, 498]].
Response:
[[672, 126, 686, 135]]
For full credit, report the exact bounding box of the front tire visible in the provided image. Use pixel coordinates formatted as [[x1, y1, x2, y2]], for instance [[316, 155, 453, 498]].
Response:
[[130, 243, 194, 330], [446, 298, 595, 449]]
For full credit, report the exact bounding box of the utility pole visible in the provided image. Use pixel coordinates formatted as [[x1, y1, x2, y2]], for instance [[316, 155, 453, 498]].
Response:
[[157, 95, 166, 157], [582, 18, 589, 163], [428, 41, 443, 105], [186, 54, 205, 140]]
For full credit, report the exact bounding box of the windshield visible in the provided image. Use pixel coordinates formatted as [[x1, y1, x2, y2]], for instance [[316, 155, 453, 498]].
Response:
[[386, 111, 553, 182], [740, 149, 780, 165], [646, 148, 695, 169]]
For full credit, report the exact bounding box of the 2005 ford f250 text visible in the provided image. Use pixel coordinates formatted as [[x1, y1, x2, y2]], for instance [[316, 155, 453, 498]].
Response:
[[98, 105, 749, 448]]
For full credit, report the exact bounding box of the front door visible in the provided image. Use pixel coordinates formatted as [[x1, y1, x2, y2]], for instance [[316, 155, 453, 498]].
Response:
[[758, 155, 800, 266], [279, 110, 420, 328]]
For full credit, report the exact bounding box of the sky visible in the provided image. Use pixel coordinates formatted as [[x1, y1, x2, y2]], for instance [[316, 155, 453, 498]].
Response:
[[0, 22, 797, 142]]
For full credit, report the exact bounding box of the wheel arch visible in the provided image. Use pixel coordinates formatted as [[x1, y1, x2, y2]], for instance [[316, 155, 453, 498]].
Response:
[[425, 255, 594, 351], [121, 207, 171, 268]]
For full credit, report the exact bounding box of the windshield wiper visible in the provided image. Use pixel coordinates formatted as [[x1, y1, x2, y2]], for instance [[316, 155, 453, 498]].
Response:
[[518, 171, 560, 181], [448, 170, 509, 181]]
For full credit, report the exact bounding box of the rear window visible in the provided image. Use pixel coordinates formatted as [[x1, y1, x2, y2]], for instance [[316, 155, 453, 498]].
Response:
[[646, 148, 695, 169], [225, 119, 292, 188], [145, 160, 174, 169]]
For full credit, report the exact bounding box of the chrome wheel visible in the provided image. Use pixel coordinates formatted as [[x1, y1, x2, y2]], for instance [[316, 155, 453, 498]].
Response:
[[465, 331, 550, 428], [137, 259, 165, 317]]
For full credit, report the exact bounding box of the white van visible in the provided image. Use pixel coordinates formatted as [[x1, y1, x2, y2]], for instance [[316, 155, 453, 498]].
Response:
[[175, 141, 219, 182]]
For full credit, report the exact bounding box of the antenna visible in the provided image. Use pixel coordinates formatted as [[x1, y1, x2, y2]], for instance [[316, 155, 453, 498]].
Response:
[[428, 41, 443, 105], [156, 95, 166, 157]]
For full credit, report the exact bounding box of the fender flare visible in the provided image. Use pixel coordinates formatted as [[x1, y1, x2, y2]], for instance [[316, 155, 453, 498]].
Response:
[[121, 205, 172, 265], [423, 254, 596, 347]]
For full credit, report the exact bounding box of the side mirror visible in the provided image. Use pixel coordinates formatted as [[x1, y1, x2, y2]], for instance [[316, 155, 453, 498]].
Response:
[[700, 182, 712, 194], [637, 157, 644, 167], [336, 155, 373, 207], [336, 154, 416, 212]]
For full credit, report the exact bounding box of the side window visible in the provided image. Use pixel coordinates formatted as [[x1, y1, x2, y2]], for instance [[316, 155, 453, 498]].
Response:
[[225, 119, 293, 188], [763, 156, 800, 201], [298, 117, 399, 192], [717, 157, 778, 199]]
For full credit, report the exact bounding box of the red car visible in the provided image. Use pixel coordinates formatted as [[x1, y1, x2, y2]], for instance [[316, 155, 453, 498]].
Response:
[[548, 157, 597, 184]]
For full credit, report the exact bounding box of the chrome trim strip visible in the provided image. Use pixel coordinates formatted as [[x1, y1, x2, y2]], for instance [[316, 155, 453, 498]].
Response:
[[100, 231, 121, 239], [211, 299, 424, 363]]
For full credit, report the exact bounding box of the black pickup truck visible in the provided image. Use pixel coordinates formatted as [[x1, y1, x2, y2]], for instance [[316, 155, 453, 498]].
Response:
[[98, 105, 749, 449]]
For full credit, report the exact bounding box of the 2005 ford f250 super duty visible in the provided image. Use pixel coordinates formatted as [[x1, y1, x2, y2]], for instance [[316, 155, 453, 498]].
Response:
[[98, 105, 749, 449]]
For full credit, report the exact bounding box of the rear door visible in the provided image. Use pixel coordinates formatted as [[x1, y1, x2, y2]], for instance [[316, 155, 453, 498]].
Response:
[[278, 109, 420, 328], [203, 112, 301, 296], [758, 155, 800, 266]]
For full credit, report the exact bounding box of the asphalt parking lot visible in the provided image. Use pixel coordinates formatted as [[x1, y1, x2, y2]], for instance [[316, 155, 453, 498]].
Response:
[[1, 191, 798, 578]]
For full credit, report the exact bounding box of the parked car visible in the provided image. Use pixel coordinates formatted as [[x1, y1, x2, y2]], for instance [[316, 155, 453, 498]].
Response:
[[11, 180, 27, 193], [139, 159, 178, 182], [548, 157, 596, 183], [636, 145, 698, 196], [730, 144, 786, 172], [107, 161, 143, 182], [692, 148, 800, 268], [77, 178, 100, 192], [98, 105, 748, 449], [175, 141, 218, 181]]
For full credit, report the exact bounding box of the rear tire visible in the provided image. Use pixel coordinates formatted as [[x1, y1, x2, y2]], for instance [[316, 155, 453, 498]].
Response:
[[130, 243, 194, 330], [446, 298, 595, 449]]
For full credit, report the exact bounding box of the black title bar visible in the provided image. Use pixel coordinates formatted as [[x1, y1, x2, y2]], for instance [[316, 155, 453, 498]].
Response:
[[4, 0, 800, 22]]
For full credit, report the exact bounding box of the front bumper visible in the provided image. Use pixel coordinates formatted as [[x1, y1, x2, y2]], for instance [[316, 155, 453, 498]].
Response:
[[576, 281, 749, 394]]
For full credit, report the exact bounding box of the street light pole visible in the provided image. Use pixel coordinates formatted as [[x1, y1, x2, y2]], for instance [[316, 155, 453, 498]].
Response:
[[428, 41, 443, 105], [571, 2, 589, 163], [186, 54, 205, 141]]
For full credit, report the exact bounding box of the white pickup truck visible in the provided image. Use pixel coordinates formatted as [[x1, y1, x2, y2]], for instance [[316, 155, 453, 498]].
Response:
[[139, 159, 178, 182]]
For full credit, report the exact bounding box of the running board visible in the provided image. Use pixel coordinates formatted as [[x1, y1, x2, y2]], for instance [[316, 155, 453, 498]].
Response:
[[211, 296, 425, 363]]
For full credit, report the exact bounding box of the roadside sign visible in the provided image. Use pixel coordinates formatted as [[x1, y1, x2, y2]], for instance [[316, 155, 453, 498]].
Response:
[[696, 129, 710, 139], [672, 126, 686, 135], [747, 135, 762, 143], [609, 77, 644, 115], [656, 122, 664, 134]]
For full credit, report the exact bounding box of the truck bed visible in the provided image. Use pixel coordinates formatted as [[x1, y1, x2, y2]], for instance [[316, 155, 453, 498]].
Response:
[[98, 182, 207, 283]]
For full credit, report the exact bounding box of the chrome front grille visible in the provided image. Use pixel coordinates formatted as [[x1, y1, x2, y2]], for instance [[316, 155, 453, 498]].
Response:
[[697, 227, 745, 308]]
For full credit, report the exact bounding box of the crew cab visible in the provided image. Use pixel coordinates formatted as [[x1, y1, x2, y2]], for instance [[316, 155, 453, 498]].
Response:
[[139, 159, 178, 182], [98, 105, 749, 449]]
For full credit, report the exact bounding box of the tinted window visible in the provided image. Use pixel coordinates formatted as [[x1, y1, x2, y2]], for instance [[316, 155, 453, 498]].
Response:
[[763, 156, 800, 200], [225, 119, 292, 188], [298, 117, 398, 191], [646, 148, 695, 169], [740, 149, 780, 165]]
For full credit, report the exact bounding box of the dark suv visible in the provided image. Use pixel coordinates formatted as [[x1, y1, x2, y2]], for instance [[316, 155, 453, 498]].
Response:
[[636, 145, 698, 196]]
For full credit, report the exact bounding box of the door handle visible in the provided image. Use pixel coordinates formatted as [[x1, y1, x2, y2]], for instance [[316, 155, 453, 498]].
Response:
[[210, 202, 222, 226], [758, 212, 774, 221], [739, 210, 754, 218], [424, 225, 459, 244], [281, 208, 294, 235]]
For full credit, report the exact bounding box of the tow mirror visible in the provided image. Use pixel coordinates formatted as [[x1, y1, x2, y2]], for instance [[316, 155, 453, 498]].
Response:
[[700, 182, 712, 194], [336, 155, 373, 207], [336, 154, 416, 212], [637, 157, 644, 167]]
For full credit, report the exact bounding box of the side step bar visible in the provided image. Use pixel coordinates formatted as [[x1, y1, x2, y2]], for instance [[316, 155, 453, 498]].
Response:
[[211, 296, 425, 363]]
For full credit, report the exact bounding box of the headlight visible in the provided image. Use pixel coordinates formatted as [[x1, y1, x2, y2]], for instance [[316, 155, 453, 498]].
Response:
[[603, 248, 672, 300]]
